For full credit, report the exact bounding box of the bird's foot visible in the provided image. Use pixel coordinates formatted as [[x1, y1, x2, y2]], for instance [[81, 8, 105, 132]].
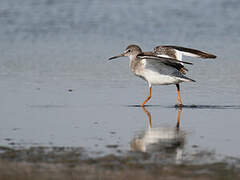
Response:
[[175, 103, 183, 108]]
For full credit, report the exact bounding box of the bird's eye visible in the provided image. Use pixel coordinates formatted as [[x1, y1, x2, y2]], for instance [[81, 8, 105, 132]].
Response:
[[127, 49, 131, 53]]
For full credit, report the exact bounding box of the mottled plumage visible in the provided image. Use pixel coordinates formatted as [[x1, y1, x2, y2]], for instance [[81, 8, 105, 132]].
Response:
[[108, 44, 216, 106], [154, 45, 217, 60]]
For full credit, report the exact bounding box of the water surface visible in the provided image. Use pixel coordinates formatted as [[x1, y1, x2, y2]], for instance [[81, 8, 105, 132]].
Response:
[[0, 0, 240, 161]]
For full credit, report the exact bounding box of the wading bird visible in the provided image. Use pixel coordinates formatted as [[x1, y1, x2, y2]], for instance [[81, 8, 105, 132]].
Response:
[[109, 45, 216, 106]]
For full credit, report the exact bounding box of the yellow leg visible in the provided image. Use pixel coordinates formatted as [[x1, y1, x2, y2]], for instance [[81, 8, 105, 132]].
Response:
[[141, 86, 152, 107], [176, 84, 183, 106]]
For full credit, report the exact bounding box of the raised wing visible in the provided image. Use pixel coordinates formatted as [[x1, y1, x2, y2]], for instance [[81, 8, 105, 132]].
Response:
[[154, 45, 217, 60], [139, 52, 193, 65]]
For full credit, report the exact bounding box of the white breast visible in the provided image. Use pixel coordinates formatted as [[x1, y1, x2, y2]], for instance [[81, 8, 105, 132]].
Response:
[[142, 69, 183, 85]]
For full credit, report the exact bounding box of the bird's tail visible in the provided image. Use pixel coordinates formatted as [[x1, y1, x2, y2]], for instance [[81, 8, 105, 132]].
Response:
[[179, 75, 196, 82]]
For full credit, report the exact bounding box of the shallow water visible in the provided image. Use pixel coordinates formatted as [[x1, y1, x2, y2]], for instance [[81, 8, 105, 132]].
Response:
[[0, 0, 240, 162]]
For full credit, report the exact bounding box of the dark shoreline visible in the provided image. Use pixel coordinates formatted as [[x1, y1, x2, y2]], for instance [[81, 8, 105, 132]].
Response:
[[0, 146, 239, 180]]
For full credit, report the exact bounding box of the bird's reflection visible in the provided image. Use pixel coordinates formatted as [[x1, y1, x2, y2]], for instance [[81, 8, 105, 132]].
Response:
[[131, 107, 185, 163]]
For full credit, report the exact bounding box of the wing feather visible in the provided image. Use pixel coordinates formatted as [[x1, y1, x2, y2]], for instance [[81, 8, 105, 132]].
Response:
[[161, 45, 217, 59]]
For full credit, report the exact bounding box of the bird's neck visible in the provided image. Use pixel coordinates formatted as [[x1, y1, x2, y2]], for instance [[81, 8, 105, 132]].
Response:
[[129, 54, 137, 67], [129, 54, 137, 61], [129, 54, 140, 74]]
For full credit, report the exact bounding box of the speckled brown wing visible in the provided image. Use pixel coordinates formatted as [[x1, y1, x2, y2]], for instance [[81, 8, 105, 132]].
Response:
[[155, 46, 217, 59]]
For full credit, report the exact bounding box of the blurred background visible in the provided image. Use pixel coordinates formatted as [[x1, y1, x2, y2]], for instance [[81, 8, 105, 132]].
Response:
[[0, 0, 240, 158], [0, 0, 240, 78]]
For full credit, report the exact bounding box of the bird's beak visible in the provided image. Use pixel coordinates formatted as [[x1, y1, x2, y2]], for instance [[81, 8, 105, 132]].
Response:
[[108, 53, 125, 60]]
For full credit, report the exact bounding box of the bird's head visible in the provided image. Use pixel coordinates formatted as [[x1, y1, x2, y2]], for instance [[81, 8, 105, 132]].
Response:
[[108, 44, 142, 60]]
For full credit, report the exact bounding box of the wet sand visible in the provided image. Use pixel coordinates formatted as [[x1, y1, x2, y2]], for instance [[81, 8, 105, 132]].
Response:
[[0, 146, 239, 180]]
